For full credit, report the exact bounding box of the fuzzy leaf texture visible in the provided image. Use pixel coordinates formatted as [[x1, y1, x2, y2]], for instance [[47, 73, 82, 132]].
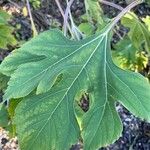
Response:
[[1, 23, 150, 150]]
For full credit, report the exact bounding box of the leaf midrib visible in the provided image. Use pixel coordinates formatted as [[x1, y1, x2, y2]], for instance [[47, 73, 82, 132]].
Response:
[[26, 34, 107, 149], [8, 34, 104, 96], [85, 35, 109, 148]]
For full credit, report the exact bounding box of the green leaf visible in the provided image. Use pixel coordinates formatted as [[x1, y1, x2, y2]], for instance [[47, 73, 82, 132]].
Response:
[[29, 0, 41, 9], [0, 51, 45, 76], [84, 0, 104, 25], [0, 10, 17, 48], [142, 16, 150, 31], [14, 78, 81, 150], [0, 73, 9, 91], [146, 0, 150, 5], [8, 99, 21, 119], [112, 37, 148, 71], [0, 30, 82, 99], [7, 99, 21, 137], [121, 12, 150, 52], [0, 103, 9, 127], [0, 100, 20, 137], [114, 37, 137, 57], [78, 23, 94, 36], [0, 9, 10, 24], [1, 23, 150, 150]]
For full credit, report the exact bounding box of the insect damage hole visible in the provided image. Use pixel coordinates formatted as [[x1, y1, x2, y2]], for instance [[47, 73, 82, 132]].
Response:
[[78, 92, 89, 112]]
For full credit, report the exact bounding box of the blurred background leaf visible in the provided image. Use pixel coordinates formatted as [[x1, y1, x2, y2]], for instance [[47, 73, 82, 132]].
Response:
[[121, 12, 150, 52], [113, 37, 148, 72], [0, 10, 17, 49]]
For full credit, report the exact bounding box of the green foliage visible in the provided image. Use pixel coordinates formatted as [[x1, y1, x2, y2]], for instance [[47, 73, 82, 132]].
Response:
[[0, 10, 17, 49], [113, 37, 148, 71], [79, 0, 107, 36], [121, 12, 150, 52], [113, 13, 150, 72], [0, 1, 150, 149], [7, 99, 21, 137], [0, 18, 150, 150], [84, 0, 104, 25], [146, 0, 150, 5], [29, 0, 41, 9], [0, 99, 20, 137], [142, 16, 150, 31], [78, 23, 94, 36], [0, 103, 9, 127], [0, 73, 9, 91], [0, 10, 10, 24]]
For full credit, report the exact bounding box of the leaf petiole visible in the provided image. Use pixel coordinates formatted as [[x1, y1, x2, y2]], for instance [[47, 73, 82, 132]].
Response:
[[106, 0, 143, 33]]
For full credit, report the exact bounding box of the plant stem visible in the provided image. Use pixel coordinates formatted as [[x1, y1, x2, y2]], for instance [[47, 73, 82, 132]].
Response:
[[100, 0, 123, 11], [99, 1, 124, 40], [55, 0, 65, 19], [107, 0, 143, 32], [55, 0, 75, 38], [113, 29, 124, 40], [68, 0, 84, 40], [100, 0, 143, 40], [26, 0, 38, 37], [63, 0, 74, 36]]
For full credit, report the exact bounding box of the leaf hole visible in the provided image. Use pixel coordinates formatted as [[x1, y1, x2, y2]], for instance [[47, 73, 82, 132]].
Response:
[[78, 92, 89, 112]]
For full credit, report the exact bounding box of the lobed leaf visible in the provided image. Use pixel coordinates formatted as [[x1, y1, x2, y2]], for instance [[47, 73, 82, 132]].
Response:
[[0, 22, 150, 150]]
